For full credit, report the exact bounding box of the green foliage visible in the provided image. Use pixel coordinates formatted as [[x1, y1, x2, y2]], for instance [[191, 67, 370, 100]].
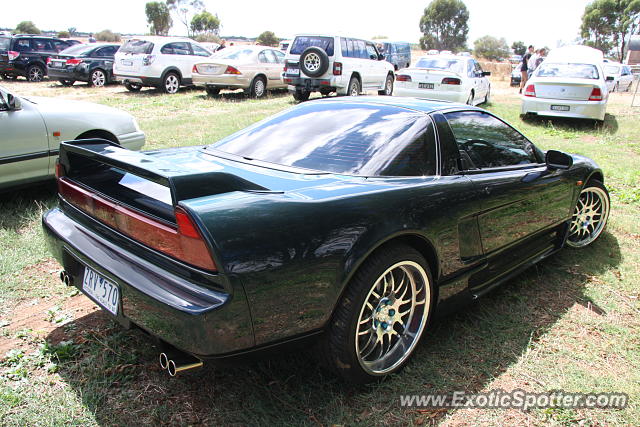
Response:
[[145, 1, 172, 35], [193, 33, 221, 43], [15, 21, 40, 34], [166, 0, 204, 35], [256, 31, 279, 47], [95, 29, 121, 42], [57, 31, 70, 38], [190, 10, 220, 36], [419, 0, 469, 51], [581, 0, 640, 62], [67, 27, 76, 36], [474, 35, 510, 61], [511, 41, 526, 56]]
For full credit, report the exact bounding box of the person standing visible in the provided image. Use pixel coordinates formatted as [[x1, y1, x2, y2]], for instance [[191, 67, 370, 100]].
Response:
[[88, 33, 96, 43], [520, 45, 534, 93], [216, 39, 226, 51]]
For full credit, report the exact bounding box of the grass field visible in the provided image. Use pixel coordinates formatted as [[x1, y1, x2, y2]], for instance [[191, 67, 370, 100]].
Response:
[[0, 79, 639, 426]]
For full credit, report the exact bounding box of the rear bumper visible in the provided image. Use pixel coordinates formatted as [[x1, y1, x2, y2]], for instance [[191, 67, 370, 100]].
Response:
[[114, 74, 162, 87], [0, 61, 24, 76], [47, 67, 88, 82], [193, 74, 251, 90], [42, 205, 255, 357], [284, 75, 345, 93], [521, 97, 607, 120]]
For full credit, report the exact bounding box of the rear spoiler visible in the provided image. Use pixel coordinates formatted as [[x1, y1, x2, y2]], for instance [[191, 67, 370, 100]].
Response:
[[58, 139, 269, 204]]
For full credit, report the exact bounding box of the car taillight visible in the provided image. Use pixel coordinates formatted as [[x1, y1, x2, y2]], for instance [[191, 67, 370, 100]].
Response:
[[7, 51, 19, 60], [58, 177, 217, 271], [192, 65, 198, 73], [588, 87, 603, 101], [143, 55, 155, 66], [66, 58, 83, 65], [396, 74, 412, 82], [333, 61, 342, 75], [224, 65, 241, 75], [524, 84, 536, 97], [441, 77, 461, 85], [46, 57, 52, 65]]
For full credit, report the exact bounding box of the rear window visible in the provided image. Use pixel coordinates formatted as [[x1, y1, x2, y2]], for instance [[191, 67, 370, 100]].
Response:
[[60, 44, 96, 56], [0, 37, 11, 50], [290, 36, 334, 56], [415, 57, 464, 74], [536, 63, 600, 79], [208, 102, 437, 177], [119, 39, 154, 54], [212, 48, 254, 60]]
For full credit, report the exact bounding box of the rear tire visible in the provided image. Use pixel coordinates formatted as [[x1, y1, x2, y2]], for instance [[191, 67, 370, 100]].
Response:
[[378, 74, 393, 96], [348, 76, 361, 96], [249, 76, 267, 98], [205, 86, 220, 96], [483, 86, 491, 104], [59, 79, 75, 87], [124, 81, 142, 92], [466, 91, 474, 105], [161, 72, 180, 94], [292, 89, 310, 102], [317, 245, 435, 384]]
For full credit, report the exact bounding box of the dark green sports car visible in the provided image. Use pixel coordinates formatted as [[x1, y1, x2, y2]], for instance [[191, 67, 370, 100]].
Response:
[[42, 97, 609, 383]]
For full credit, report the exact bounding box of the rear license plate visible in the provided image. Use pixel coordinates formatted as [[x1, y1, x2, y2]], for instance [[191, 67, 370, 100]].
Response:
[[82, 266, 120, 315], [52, 61, 65, 68], [419, 82, 434, 89], [551, 105, 570, 111], [286, 68, 299, 76], [121, 60, 133, 66]]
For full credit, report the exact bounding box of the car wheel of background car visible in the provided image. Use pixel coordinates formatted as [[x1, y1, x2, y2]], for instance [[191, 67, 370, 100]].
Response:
[[317, 244, 434, 384], [205, 86, 220, 96], [566, 180, 610, 249], [299, 47, 329, 78], [249, 76, 266, 98], [292, 89, 310, 102], [89, 69, 107, 87], [348, 76, 361, 96], [483, 86, 491, 104], [2, 74, 17, 80], [378, 74, 394, 96], [466, 91, 474, 105], [320, 88, 332, 97], [162, 72, 180, 94], [27, 65, 45, 82], [124, 81, 142, 92], [59, 79, 75, 87]]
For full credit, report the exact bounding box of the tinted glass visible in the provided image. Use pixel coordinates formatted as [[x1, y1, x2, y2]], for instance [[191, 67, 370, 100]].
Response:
[[290, 36, 334, 56], [536, 62, 599, 79], [52, 40, 69, 52], [95, 46, 117, 57], [415, 57, 465, 74], [355, 40, 367, 59], [365, 43, 377, 60], [445, 111, 541, 169], [60, 44, 96, 55], [340, 38, 348, 56], [15, 39, 32, 51], [209, 103, 436, 176], [347, 39, 355, 58], [0, 37, 10, 50], [119, 39, 154, 54], [191, 43, 211, 57], [273, 50, 285, 63], [161, 42, 190, 55]]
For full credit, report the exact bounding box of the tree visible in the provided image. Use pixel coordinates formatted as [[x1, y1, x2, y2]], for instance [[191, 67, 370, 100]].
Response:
[[419, 0, 469, 51], [95, 30, 121, 42], [15, 21, 40, 34], [474, 35, 510, 61], [166, 0, 204, 35], [68, 27, 77, 36], [190, 11, 220, 36], [146, 1, 172, 35], [581, 0, 640, 62], [256, 31, 279, 47], [511, 41, 526, 56], [57, 31, 70, 38]]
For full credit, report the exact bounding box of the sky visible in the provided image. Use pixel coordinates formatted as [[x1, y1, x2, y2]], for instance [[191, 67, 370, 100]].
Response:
[[2, 0, 590, 49]]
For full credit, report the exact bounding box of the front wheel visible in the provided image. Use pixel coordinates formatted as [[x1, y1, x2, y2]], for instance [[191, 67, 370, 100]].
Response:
[[27, 65, 45, 82], [378, 74, 394, 96], [483, 86, 491, 104], [318, 245, 434, 384], [466, 91, 474, 105], [124, 81, 142, 92], [249, 76, 266, 98], [566, 180, 610, 248], [89, 69, 107, 87]]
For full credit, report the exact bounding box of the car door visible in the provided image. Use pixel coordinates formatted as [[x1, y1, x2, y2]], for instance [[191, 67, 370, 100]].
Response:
[[93, 46, 116, 78], [160, 42, 192, 80], [0, 88, 49, 189], [33, 38, 58, 66], [442, 110, 576, 292], [474, 61, 489, 99], [365, 41, 384, 87], [621, 66, 634, 91], [266, 49, 286, 88]]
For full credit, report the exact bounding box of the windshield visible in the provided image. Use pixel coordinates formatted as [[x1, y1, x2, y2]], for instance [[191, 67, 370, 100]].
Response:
[[604, 65, 620, 75], [212, 48, 254, 60], [414, 57, 464, 73], [290, 36, 334, 56], [536, 63, 600, 79], [59, 44, 98, 56], [0, 37, 10, 50], [119, 39, 153, 54], [207, 102, 436, 177]]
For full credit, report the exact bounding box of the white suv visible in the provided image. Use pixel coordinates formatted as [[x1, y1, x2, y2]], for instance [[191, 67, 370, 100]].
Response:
[[113, 36, 212, 94], [283, 34, 395, 101]]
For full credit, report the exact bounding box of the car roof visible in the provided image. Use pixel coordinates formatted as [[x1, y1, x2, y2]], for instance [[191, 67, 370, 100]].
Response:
[[417, 54, 466, 61], [125, 36, 194, 44], [308, 95, 481, 114]]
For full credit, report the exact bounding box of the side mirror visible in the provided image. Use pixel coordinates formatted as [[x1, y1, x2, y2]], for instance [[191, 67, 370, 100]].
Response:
[[546, 150, 573, 170], [482, 71, 491, 76], [605, 76, 614, 81], [6, 94, 21, 111]]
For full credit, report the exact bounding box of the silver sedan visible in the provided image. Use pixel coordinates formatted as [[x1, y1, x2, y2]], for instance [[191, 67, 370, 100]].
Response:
[[192, 45, 287, 98]]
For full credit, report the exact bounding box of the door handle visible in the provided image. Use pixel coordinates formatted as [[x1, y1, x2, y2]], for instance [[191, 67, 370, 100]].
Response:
[[484, 186, 491, 195]]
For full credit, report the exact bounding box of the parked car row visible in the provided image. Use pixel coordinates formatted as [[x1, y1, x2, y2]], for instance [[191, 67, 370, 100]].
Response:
[[0, 34, 75, 81]]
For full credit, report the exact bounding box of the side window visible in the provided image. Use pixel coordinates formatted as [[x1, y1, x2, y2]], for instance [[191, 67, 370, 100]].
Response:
[[474, 61, 483, 76], [379, 118, 438, 176], [34, 39, 54, 51], [15, 39, 31, 51], [273, 50, 285, 63], [340, 38, 348, 57], [258, 51, 269, 63], [467, 60, 475, 78], [444, 111, 541, 169], [191, 43, 211, 57], [53, 40, 69, 52], [346, 39, 355, 58], [356, 40, 367, 59], [161, 42, 190, 55], [365, 42, 377, 60]]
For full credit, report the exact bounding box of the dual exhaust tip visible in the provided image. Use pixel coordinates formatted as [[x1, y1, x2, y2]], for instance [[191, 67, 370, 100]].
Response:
[[159, 352, 203, 376], [59, 270, 72, 286]]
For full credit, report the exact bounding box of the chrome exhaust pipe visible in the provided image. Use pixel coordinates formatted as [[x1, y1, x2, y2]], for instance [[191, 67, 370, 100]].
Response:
[[159, 352, 170, 370], [59, 271, 72, 286], [158, 350, 203, 376]]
